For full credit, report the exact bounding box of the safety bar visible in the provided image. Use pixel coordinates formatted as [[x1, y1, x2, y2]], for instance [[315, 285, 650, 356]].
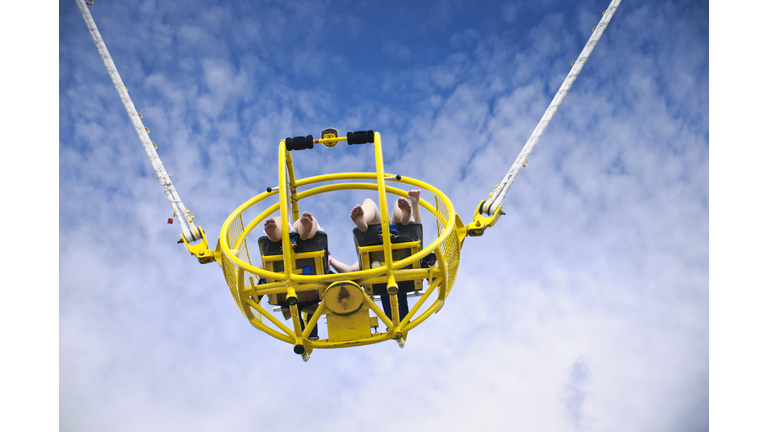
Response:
[[285, 130, 376, 151]]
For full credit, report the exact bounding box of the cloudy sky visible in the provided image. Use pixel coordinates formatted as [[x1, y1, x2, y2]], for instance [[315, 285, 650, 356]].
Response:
[[7, 0, 736, 430]]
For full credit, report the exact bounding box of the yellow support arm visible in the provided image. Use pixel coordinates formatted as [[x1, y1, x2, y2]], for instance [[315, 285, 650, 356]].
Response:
[[466, 201, 504, 237], [182, 227, 216, 264]]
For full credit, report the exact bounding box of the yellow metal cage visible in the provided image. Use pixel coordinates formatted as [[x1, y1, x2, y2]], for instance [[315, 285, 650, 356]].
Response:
[[215, 132, 465, 359]]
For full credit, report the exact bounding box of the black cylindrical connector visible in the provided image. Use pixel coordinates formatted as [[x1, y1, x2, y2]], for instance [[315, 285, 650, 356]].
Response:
[[285, 135, 314, 151], [347, 130, 374, 145]]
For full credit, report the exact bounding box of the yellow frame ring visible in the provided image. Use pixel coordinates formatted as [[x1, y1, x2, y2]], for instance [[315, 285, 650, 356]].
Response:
[[221, 180, 454, 348], [217, 135, 461, 350], [223, 181, 454, 290]]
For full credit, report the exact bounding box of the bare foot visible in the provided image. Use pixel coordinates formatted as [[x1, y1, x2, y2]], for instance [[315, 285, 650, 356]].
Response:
[[264, 217, 280, 242], [408, 190, 421, 205], [297, 212, 315, 240], [397, 197, 412, 225], [351, 205, 368, 232], [408, 190, 422, 223]]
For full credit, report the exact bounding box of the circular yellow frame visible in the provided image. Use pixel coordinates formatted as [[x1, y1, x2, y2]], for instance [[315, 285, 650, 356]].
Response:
[[217, 132, 462, 355]]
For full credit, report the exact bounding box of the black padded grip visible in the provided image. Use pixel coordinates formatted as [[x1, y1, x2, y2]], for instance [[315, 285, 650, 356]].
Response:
[[347, 130, 374, 145], [285, 135, 314, 151]]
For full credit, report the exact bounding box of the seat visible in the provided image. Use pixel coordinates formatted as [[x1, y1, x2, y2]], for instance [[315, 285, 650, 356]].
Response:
[[258, 231, 330, 338], [352, 223, 423, 320]]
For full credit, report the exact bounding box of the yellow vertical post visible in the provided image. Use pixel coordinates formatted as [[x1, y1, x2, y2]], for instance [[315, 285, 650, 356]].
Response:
[[285, 150, 300, 223], [277, 141, 294, 279], [373, 133, 393, 268], [279, 141, 304, 351], [387, 274, 401, 330], [373, 133, 400, 311], [289, 303, 305, 353], [277, 141, 296, 312]]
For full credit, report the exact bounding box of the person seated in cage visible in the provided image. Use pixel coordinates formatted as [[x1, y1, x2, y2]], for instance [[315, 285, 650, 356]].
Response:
[[260, 211, 323, 339], [263, 211, 321, 242], [328, 189, 421, 273], [329, 190, 422, 323], [328, 189, 422, 273]]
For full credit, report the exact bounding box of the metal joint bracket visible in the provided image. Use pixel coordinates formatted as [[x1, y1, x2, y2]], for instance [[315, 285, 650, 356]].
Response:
[[467, 201, 504, 237], [182, 227, 215, 264]]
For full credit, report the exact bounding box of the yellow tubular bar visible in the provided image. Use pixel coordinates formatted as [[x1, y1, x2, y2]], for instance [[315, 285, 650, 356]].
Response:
[[289, 303, 304, 348], [362, 291, 394, 330], [314, 136, 347, 145], [388, 288, 401, 330], [302, 302, 327, 341], [243, 297, 295, 343], [308, 332, 392, 349], [285, 150, 300, 223], [217, 132, 463, 353], [278, 141, 294, 284], [400, 276, 443, 332], [373, 133, 394, 273], [433, 240, 449, 303], [248, 284, 325, 297], [357, 267, 429, 287]]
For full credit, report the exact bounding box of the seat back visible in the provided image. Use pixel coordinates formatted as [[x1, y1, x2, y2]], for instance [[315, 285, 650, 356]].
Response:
[[258, 231, 329, 306], [352, 223, 423, 296]]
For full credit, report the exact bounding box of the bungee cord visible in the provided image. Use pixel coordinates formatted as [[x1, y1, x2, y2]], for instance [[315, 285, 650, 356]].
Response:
[[482, 0, 623, 216], [76, 0, 201, 243]]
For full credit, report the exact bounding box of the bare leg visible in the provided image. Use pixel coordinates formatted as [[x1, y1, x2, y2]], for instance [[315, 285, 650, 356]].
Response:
[[351, 198, 381, 232], [264, 217, 282, 242], [408, 190, 422, 223], [392, 197, 412, 225], [293, 211, 318, 240]]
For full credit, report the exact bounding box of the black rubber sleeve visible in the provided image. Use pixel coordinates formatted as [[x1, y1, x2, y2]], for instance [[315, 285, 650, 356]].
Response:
[[285, 135, 314, 151], [347, 130, 374, 145]]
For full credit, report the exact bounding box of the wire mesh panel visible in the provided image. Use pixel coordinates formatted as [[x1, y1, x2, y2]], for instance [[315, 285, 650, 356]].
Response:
[[221, 252, 245, 316], [243, 270, 262, 323], [435, 195, 461, 293], [221, 214, 253, 317]]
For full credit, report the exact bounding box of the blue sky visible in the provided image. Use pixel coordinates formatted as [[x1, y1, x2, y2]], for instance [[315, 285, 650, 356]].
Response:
[[8, 0, 728, 430]]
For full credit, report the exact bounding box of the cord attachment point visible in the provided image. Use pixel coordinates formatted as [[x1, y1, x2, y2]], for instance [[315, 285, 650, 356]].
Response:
[[467, 201, 504, 237], [182, 227, 216, 264]]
